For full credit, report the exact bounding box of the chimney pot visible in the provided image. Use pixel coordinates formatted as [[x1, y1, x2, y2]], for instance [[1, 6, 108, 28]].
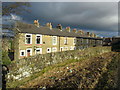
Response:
[[86, 32, 91, 37], [91, 32, 95, 37], [56, 24, 62, 30], [73, 28, 77, 33], [66, 26, 71, 32], [46, 22, 52, 29], [34, 20, 40, 27], [78, 30, 83, 34]]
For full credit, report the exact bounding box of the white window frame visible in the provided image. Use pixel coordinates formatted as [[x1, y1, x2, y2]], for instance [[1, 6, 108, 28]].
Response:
[[64, 37, 68, 45], [36, 34, 42, 44], [74, 46, 76, 50], [100, 40, 103, 44], [70, 46, 73, 50], [52, 36, 57, 45], [47, 48, 51, 53], [26, 48, 32, 57], [86, 39, 89, 44], [52, 47, 57, 52], [25, 34, 32, 44], [20, 50, 25, 56], [35, 48, 42, 54]]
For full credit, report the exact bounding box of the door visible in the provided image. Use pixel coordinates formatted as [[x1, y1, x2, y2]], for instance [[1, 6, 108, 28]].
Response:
[[27, 50, 30, 56], [60, 47, 63, 52], [26, 48, 32, 57]]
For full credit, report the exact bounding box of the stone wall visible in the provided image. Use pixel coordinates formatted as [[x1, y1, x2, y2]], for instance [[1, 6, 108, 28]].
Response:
[[7, 46, 111, 82]]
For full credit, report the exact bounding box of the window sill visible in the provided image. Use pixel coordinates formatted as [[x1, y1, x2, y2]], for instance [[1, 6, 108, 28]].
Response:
[[20, 55, 25, 56], [25, 44, 32, 45], [36, 44, 42, 45], [64, 43, 68, 45]]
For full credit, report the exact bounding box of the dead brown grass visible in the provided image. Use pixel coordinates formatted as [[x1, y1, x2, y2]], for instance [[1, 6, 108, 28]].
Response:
[[20, 52, 119, 89]]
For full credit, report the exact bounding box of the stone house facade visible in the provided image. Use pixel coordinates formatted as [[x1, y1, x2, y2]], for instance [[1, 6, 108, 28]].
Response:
[[14, 21, 103, 60]]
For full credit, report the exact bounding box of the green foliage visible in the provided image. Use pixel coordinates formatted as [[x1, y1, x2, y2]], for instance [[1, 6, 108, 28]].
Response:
[[2, 50, 11, 65], [9, 39, 14, 51]]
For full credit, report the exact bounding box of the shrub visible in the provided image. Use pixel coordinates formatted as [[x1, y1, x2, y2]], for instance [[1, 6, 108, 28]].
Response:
[[2, 50, 11, 65]]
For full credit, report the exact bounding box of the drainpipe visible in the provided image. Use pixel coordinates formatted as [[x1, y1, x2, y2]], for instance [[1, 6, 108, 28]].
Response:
[[59, 36, 60, 52]]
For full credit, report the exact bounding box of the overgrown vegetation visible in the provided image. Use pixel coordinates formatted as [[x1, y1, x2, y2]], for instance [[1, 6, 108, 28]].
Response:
[[6, 46, 118, 89], [18, 52, 118, 89], [7, 51, 119, 89], [2, 50, 11, 65], [95, 52, 119, 89], [6, 58, 84, 88]]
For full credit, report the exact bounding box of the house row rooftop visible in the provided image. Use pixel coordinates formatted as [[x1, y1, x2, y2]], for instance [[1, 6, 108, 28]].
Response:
[[15, 20, 102, 40]]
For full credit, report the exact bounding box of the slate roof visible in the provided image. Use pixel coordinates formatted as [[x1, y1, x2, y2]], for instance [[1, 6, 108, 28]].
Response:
[[15, 22, 102, 40]]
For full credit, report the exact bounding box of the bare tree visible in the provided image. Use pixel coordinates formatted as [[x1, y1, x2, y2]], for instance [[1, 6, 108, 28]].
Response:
[[2, 2, 31, 16]]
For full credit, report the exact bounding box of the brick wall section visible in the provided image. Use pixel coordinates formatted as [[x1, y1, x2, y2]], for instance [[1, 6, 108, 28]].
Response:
[[7, 46, 111, 82]]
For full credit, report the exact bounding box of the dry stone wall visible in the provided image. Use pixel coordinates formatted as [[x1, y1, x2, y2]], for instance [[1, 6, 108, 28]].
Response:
[[7, 46, 111, 82]]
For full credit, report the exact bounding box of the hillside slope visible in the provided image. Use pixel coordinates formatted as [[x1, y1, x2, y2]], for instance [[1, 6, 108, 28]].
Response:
[[20, 52, 119, 89]]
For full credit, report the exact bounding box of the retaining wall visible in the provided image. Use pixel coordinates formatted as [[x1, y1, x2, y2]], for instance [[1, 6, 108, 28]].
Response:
[[7, 46, 111, 82]]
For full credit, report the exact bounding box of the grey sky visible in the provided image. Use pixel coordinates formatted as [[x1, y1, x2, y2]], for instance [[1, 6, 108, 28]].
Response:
[[3, 2, 118, 37]]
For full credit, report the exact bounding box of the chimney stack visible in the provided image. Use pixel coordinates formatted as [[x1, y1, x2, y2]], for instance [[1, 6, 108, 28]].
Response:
[[86, 32, 90, 37], [78, 30, 84, 35], [34, 20, 40, 27], [73, 28, 77, 33], [91, 33, 95, 37], [94, 34, 97, 37], [66, 26, 71, 32], [46, 22, 52, 29], [56, 24, 62, 30]]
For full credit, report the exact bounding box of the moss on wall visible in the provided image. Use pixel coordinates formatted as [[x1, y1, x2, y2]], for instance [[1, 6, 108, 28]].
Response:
[[7, 46, 111, 83]]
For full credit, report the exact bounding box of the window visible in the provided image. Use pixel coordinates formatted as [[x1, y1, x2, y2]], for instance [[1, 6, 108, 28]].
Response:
[[20, 50, 25, 56], [47, 48, 51, 53], [35, 48, 42, 54], [25, 34, 32, 44], [36, 35, 42, 44], [86, 39, 89, 44], [90, 40, 92, 44], [73, 38, 76, 45], [70, 46, 72, 50], [64, 37, 68, 45], [52, 47, 57, 52], [52, 36, 57, 45], [100, 41, 103, 45], [26, 48, 32, 57], [83, 39, 85, 44], [74, 46, 76, 50], [70, 46, 74, 50]]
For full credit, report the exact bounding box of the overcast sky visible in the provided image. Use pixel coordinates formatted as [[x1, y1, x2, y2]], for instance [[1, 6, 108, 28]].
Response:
[[3, 2, 118, 37]]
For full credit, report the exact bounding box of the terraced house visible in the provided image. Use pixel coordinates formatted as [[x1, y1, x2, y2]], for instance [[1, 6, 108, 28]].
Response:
[[14, 20, 103, 60]]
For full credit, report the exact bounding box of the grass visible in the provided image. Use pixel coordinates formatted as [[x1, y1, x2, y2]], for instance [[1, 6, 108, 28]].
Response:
[[7, 55, 90, 88], [7, 47, 111, 88], [94, 52, 119, 89]]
